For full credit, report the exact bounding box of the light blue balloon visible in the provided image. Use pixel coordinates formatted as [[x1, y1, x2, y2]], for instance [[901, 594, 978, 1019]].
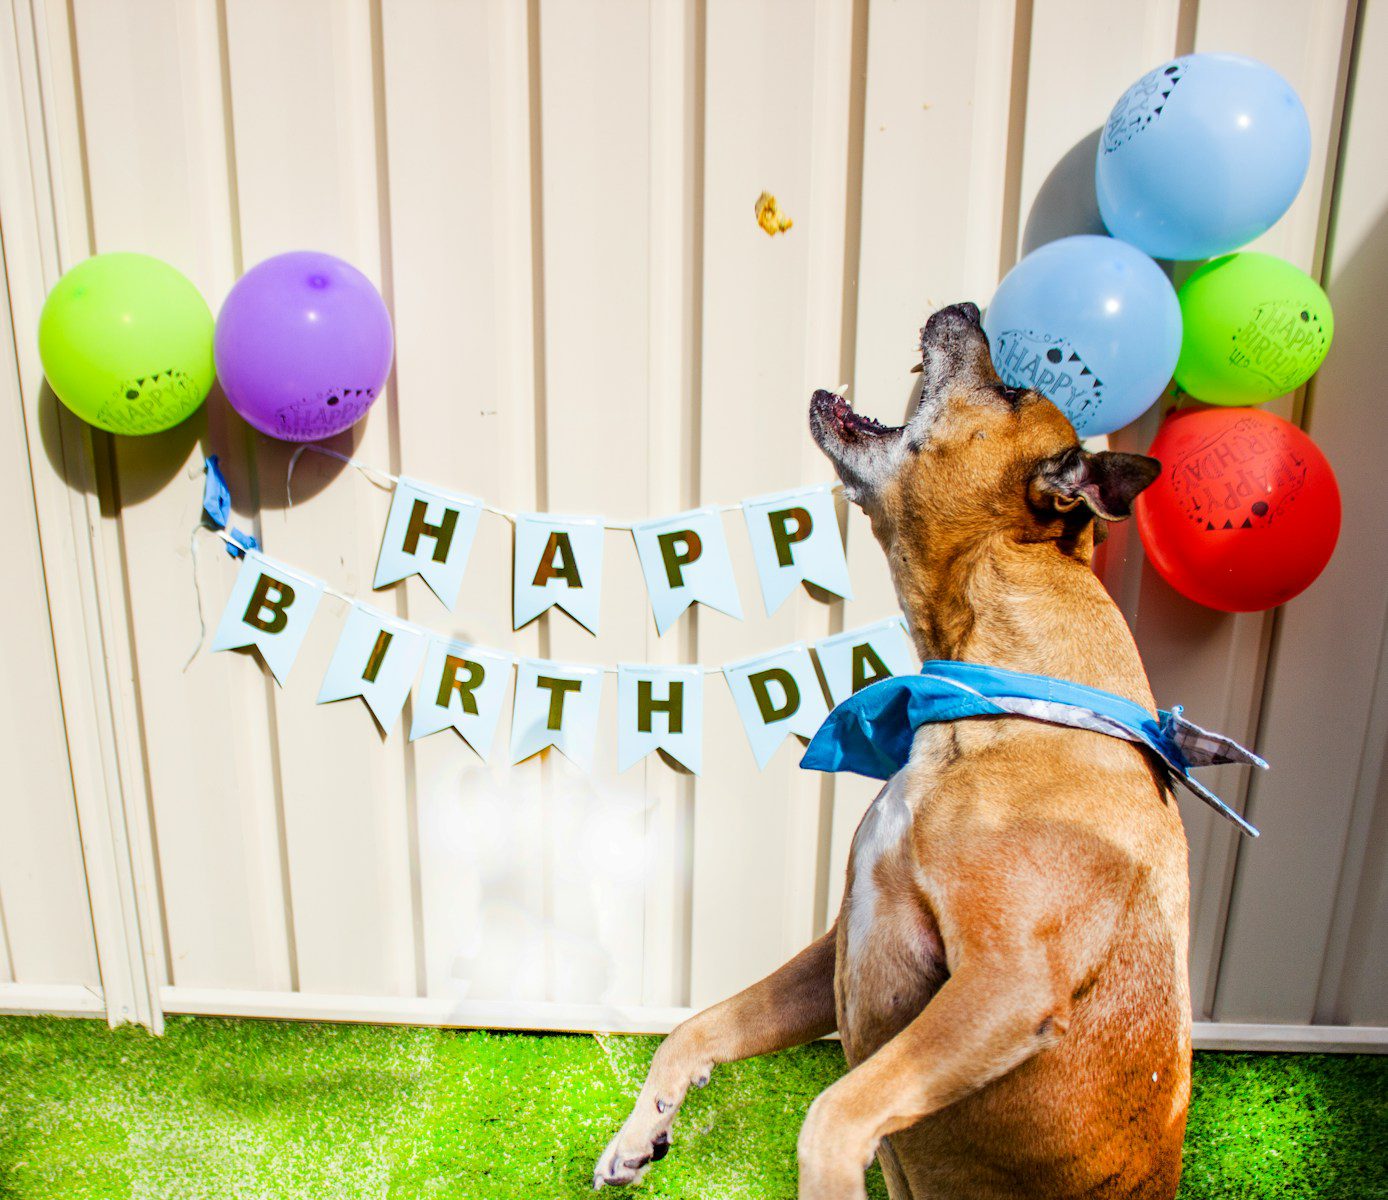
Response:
[[1096, 53, 1310, 261], [982, 235, 1181, 438]]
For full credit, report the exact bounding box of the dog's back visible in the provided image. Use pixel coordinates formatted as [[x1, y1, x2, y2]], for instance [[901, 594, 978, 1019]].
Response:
[[839, 721, 1192, 1200]]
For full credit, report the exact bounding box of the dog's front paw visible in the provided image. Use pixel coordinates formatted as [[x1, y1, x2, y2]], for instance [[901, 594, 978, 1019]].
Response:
[[593, 1128, 670, 1188], [593, 1028, 711, 1187]]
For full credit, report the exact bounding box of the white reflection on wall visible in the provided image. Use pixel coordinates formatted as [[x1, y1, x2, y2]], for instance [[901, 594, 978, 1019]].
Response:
[[415, 751, 656, 1005]]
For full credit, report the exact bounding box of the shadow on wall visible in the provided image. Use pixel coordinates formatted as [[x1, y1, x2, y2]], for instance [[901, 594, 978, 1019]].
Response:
[[418, 761, 648, 1005], [1021, 128, 1108, 257], [1292, 200, 1388, 1026], [38, 375, 355, 508], [38, 377, 196, 504]]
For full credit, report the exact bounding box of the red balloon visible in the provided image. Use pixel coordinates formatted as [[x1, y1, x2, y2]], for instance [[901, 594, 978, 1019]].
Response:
[[1136, 407, 1341, 612]]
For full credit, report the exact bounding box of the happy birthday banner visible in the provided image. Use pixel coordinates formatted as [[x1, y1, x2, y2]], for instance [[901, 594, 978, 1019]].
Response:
[[201, 457, 918, 772], [363, 473, 855, 634]]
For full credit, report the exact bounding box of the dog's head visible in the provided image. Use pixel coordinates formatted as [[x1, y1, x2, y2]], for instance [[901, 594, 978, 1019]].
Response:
[[810, 303, 1160, 572]]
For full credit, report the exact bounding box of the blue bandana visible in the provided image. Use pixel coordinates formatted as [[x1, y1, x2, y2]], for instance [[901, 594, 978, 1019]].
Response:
[[800, 659, 1264, 838]]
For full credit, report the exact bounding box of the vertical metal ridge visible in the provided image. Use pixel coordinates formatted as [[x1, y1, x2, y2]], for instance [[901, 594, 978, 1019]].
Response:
[[526, 0, 549, 520], [213, 0, 242, 280], [676, 0, 707, 1009], [212, 0, 297, 996], [1174, 0, 1199, 55], [1208, 0, 1368, 1026], [0, 0, 164, 1028], [1299, 0, 1381, 1025], [811, 0, 868, 941], [837, 0, 869, 398], [996, 0, 1034, 276], [366, 0, 426, 1001]]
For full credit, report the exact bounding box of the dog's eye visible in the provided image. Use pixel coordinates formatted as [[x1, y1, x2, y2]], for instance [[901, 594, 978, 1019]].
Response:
[[996, 384, 1026, 407]]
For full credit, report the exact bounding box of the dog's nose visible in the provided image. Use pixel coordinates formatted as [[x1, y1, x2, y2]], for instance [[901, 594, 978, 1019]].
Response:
[[929, 302, 981, 329], [920, 302, 986, 355]]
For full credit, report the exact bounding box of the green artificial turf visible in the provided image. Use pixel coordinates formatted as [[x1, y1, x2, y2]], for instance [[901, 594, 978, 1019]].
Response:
[[0, 1016, 1384, 1199]]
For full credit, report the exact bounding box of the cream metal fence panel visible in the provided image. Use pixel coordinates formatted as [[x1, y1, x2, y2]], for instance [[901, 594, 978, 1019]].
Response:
[[0, 0, 1383, 1051]]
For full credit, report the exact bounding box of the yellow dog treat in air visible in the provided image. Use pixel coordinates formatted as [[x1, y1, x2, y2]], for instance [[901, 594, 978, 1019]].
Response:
[[755, 191, 793, 236]]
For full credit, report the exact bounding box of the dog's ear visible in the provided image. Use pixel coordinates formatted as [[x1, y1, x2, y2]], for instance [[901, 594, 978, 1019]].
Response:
[[1028, 446, 1161, 522]]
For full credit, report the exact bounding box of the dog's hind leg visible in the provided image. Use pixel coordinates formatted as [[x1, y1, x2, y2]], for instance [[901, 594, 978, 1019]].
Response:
[[593, 926, 838, 1189]]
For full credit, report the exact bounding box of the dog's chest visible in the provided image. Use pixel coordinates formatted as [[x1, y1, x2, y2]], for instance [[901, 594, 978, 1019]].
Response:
[[836, 770, 946, 1062]]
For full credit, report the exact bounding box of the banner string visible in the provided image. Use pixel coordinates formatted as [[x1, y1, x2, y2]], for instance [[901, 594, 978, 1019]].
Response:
[[285, 442, 840, 528], [205, 526, 744, 676], [193, 454, 907, 700]]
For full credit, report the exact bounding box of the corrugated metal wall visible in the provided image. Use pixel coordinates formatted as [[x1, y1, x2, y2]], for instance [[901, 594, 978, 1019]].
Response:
[[0, 0, 1383, 1043]]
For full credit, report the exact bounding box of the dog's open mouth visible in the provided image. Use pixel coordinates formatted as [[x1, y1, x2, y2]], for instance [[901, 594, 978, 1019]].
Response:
[[811, 389, 902, 442]]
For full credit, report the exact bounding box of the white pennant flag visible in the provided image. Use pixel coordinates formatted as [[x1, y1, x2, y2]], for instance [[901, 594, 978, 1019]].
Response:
[[210, 550, 325, 685], [815, 617, 917, 706], [373, 477, 483, 609], [513, 514, 605, 634], [630, 509, 742, 634], [616, 664, 704, 774], [742, 485, 854, 616], [723, 643, 829, 769], [317, 603, 428, 732], [409, 637, 514, 757], [510, 657, 605, 770]]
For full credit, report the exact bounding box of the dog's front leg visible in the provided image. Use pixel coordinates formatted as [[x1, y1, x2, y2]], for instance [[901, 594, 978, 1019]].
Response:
[[594, 926, 838, 1188], [797, 950, 1065, 1200]]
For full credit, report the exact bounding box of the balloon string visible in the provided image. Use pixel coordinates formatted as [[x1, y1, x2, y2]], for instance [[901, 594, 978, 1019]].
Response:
[[283, 441, 840, 527], [182, 523, 208, 672]]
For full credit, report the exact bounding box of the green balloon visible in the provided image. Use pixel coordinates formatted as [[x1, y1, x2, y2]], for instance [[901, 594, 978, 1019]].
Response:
[[1175, 252, 1333, 406], [38, 252, 214, 435]]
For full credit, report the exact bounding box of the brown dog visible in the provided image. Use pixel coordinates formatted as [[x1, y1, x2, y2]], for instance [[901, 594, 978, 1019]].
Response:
[[595, 302, 1188, 1200]]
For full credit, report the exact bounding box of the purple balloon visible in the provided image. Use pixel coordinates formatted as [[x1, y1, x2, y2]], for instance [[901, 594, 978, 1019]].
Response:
[[215, 251, 393, 441]]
